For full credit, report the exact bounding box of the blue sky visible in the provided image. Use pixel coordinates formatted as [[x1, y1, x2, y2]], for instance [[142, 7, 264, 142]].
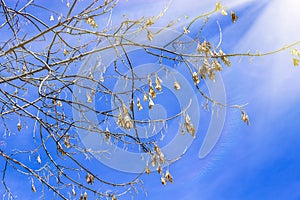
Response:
[[1, 0, 300, 199]]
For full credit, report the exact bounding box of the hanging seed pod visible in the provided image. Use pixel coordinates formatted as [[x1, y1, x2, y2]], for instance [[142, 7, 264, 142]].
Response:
[[86, 173, 95, 185], [31, 181, 36, 192], [17, 122, 22, 132], [149, 98, 154, 110], [149, 85, 156, 99], [72, 188, 76, 196], [184, 114, 196, 137], [174, 81, 181, 90], [231, 11, 238, 23], [151, 155, 157, 167], [143, 93, 148, 101], [57, 100, 62, 107], [36, 155, 41, 164], [112, 195, 118, 200], [64, 134, 71, 148], [86, 93, 93, 103], [155, 76, 162, 91], [124, 115, 133, 130], [105, 127, 110, 141], [192, 72, 200, 85], [161, 176, 167, 185], [165, 170, 173, 183], [241, 111, 250, 125], [137, 98, 143, 111], [145, 164, 151, 174], [83, 191, 88, 200]]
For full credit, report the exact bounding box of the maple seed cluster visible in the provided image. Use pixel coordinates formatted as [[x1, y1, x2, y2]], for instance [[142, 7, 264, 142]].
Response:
[[117, 104, 133, 130], [195, 40, 231, 83], [144, 143, 174, 185]]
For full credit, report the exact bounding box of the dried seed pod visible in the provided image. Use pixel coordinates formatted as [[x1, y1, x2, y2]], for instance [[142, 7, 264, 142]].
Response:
[[157, 165, 162, 174], [161, 176, 167, 185], [143, 94, 148, 101], [293, 58, 299, 66], [64, 134, 71, 148], [137, 98, 143, 111], [57, 100, 62, 107], [151, 156, 157, 167], [192, 72, 200, 85], [147, 30, 153, 41], [219, 50, 231, 67], [149, 85, 156, 99], [154, 144, 161, 154], [17, 122, 22, 132], [86, 93, 93, 103], [184, 115, 196, 137], [124, 115, 133, 130], [86, 173, 95, 185], [57, 143, 66, 156], [231, 11, 238, 23], [165, 170, 173, 183], [145, 164, 151, 174], [212, 60, 222, 71], [37, 155, 41, 164], [216, 2, 222, 11], [112, 195, 118, 200], [174, 81, 181, 90], [105, 127, 110, 141], [83, 191, 88, 200], [221, 9, 228, 16], [31, 182, 36, 192], [149, 98, 154, 110], [241, 111, 250, 125], [72, 188, 76, 196], [155, 76, 162, 91]]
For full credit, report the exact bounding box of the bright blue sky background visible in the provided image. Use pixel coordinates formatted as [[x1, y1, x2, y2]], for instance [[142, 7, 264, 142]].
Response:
[[1, 0, 300, 199]]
